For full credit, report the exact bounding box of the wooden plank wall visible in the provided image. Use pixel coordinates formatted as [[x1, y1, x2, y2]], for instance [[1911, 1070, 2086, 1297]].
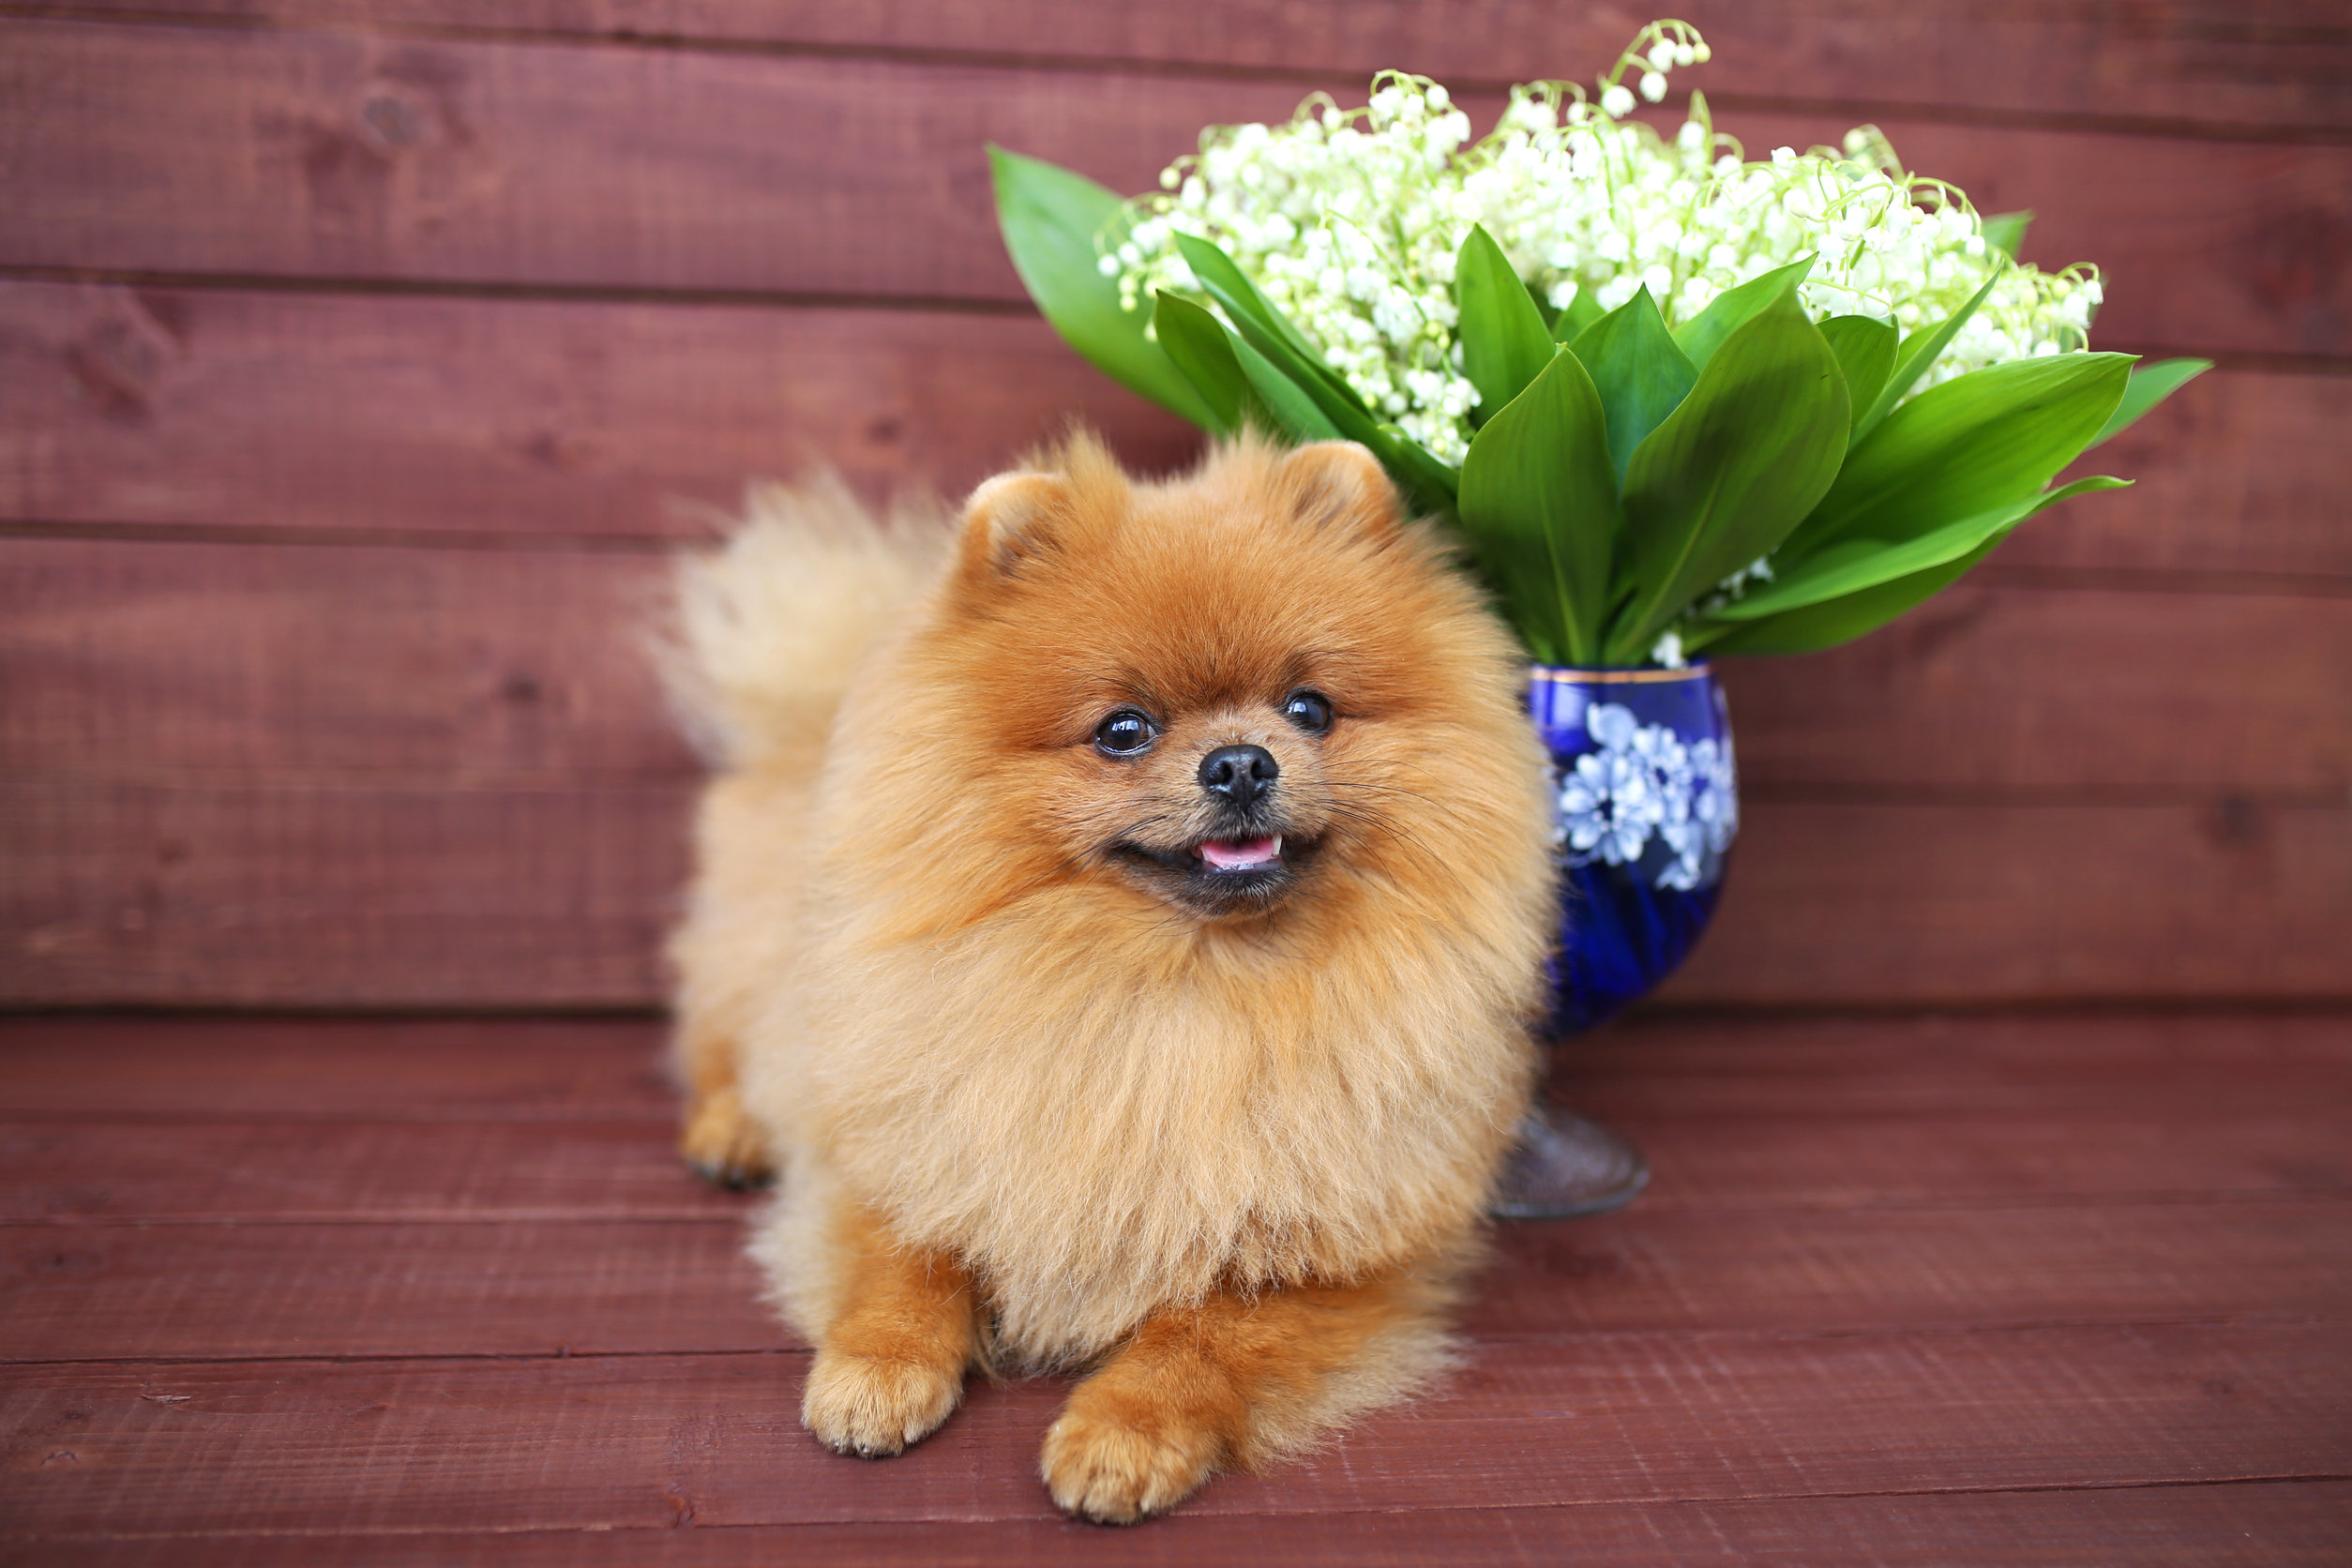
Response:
[[1, 2, 2345, 1008]]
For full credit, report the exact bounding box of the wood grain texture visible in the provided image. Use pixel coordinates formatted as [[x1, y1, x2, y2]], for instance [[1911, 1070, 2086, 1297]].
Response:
[[0, 537, 698, 782], [0, 776, 690, 1006], [10, 1484, 2344, 1568], [7, 535, 2346, 789], [1715, 580, 2352, 792], [4, 1324, 2345, 1533], [0, 282, 1203, 538], [0, 1014, 680, 1119], [8, 780, 2346, 1006], [35, 0, 2352, 133], [9, 1102, 2344, 1222], [3, 281, 2341, 578], [1562, 1009, 2352, 1120], [3, 1010, 2346, 1558], [2028, 366, 2352, 580], [0, 1120, 731, 1222], [3, 22, 2345, 359], [1661, 796, 2352, 1005], [7, 1200, 2347, 1362], [8, 1010, 2346, 1122], [0, 19, 1300, 298]]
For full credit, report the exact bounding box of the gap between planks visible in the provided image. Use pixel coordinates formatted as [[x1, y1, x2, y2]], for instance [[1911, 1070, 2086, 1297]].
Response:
[[9, 3, 2351, 148], [8, 1480, 2346, 1567]]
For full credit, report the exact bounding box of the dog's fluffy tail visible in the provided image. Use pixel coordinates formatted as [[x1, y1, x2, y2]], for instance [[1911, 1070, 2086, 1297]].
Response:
[[662, 474, 946, 774]]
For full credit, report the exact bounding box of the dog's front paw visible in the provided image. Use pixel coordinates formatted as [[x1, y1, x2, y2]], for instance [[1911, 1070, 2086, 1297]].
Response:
[[1040, 1398, 1220, 1524], [679, 1085, 773, 1189], [802, 1349, 963, 1458]]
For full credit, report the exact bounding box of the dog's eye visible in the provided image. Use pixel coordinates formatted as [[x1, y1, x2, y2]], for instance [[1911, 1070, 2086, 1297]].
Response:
[[1281, 688, 1334, 734], [1094, 708, 1159, 756]]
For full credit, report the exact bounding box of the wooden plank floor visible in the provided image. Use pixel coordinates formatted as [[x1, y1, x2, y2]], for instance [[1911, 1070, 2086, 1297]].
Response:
[[2, 1012, 2347, 1563]]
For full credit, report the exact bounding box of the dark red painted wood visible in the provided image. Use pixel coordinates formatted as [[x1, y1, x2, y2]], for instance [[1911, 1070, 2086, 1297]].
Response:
[[4, 1324, 2345, 1534], [2, 23, 2344, 359], [6, 1199, 2347, 1362], [8, 1102, 2344, 1223], [7, 779, 2347, 1006], [5, 285, 2338, 580], [0, 282, 1203, 540], [34, 0, 2352, 133], [3, 1006, 2345, 1120], [0, 1014, 676, 1120], [11, 1483, 2344, 1567], [0, 776, 690, 1005], [6, 536, 2345, 788], [3, 1011, 2346, 1557]]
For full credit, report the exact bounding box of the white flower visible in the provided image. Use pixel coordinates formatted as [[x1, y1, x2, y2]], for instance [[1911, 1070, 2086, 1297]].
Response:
[[1553, 701, 1738, 888], [1109, 29, 2100, 488], [1639, 70, 1668, 102]]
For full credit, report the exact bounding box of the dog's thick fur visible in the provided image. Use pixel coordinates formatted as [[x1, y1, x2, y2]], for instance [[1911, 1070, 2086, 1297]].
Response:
[[664, 433, 1555, 1522]]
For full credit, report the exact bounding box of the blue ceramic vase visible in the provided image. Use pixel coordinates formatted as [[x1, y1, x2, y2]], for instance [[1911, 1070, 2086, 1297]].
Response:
[[1529, 665, 1738, 1035]]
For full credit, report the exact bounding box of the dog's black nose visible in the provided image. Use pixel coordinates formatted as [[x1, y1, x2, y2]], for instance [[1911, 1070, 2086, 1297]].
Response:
[[1199, 744, 1280, 807]]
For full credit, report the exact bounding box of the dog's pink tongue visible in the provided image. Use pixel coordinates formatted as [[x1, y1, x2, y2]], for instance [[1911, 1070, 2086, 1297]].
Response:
[[1200, 836, 1279, 871]]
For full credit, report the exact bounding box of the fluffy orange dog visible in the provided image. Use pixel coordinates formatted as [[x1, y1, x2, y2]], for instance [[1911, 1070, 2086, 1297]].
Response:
[[664, 432, 1553, 1523]]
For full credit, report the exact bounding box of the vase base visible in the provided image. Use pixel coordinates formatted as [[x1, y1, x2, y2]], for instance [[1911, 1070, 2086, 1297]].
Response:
[[1488, 1102, 1651, 1221]]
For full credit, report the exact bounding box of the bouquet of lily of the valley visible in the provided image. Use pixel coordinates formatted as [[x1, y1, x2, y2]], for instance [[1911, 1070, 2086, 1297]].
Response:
[[991, 20, 2208, 668]]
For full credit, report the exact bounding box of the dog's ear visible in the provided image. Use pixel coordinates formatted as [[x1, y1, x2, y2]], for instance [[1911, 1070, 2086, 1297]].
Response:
[[954, 471, 1073, 584], [1277, 442, 1402, 536]]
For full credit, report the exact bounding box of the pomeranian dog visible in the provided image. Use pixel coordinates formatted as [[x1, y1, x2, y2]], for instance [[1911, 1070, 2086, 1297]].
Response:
[[662, 431, 1554, 1523]]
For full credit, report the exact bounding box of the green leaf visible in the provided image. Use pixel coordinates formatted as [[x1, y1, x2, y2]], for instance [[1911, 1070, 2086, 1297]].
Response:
[[1553, 283, 1606, 343], [1980, 210, 2033, 260], [987, 145, 1216, 429], [1151, 291, 1273, 438], [1455, 224, 1559, 424], [1171, 233, 1356, 407], [1456, 351, 1622, 664], [1607, 288, 1850, 663], [2087, 357, 2211, 448], [1230, 332, 1342, 442], [1785, 352, 2135, 566], [1693, 476, 2130, 626], [1565, 286, 1696, 484], [1172, 234, 1464, 513], [1523, 278, 1559, 333], [1232, 318, 1431, 493], [1375, 423, 1464, 509], [1815, 315, 1897, 430], [1670, 257, 1815, 370], [1849, 270, 2000, 445], [1687, 539, 1994, 656], [1689, 480, 2118, 657], [1163, 232, 1468, 513]]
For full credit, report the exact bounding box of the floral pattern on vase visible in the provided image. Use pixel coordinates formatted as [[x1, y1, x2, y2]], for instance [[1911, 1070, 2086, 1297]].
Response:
[[1530, 665, 1737, 1035]]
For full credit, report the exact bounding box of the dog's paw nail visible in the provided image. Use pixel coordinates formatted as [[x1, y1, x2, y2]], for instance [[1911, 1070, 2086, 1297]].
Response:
[[679, 1088, 774, 1189], [802, 1350, 962, 1460], [1040, 1409, 1216, 1524], [684, 1158, 767, 1191]]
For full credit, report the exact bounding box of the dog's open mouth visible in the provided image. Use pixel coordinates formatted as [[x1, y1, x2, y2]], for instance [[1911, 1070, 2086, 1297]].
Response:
[[1110, 830, 1314, 912], [1198, 835, 1282, 873]]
